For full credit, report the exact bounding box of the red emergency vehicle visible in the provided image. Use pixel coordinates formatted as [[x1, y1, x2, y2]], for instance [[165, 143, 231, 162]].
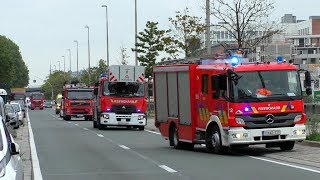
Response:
[[153, 54, 312, 153], [30, 92, 45, 110], [61, 83, 94, 121], [93, 65, 147, 130]]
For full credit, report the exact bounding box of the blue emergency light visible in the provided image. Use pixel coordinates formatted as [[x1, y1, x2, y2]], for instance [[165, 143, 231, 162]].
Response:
[[230, 56, 240, 66], [276, 56, 283, 63]]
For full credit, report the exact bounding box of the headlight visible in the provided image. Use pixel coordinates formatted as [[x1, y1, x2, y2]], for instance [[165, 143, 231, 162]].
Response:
[[0, 158, 6, 177], [294, 115, 302, 123], [235, 118, 245, 125], [102, 114, 109, 119], [138, 115, 145, 120]]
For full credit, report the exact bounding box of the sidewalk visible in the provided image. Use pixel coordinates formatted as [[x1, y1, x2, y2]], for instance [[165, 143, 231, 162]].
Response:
[[14, 119, 32, 180], [146, 116, 157, 131]]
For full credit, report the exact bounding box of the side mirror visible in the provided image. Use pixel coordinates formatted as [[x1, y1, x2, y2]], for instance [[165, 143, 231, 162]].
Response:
[[304, 71, 312, 88], [5, 115, 10, 122], [10, 142, 20, 155], [306, 87, 312, 96], [94, 87, 98, 95]]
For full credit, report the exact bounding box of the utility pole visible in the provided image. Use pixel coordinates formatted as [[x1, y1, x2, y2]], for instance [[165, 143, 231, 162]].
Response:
[[102, 5, 110, 67], [67, 49, 71, 72], [206, 0, 211, 56], [74, 40, 79, 80], [135, 0, 138, 65], [85, 25, 91, 85]]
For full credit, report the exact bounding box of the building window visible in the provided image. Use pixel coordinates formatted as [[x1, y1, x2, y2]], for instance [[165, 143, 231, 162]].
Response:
[[302, 59, 307, 64], [229, 31, 233, 39], [221, 31, 224, 39], [311, 58, 316, 63], [225, 31, 228, 39], [217, 31, 220, 39]]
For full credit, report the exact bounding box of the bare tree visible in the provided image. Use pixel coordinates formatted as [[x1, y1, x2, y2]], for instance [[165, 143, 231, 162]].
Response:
[[211, 0, 279, 49]]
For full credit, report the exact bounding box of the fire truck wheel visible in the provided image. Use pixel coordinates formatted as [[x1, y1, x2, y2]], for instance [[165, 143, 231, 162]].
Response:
[[93, 121, 97, 128], [206, 125, 226, 154], [138, 126, 144, 131], [169, 125, 182, 149], [279, 141, 295, 151]]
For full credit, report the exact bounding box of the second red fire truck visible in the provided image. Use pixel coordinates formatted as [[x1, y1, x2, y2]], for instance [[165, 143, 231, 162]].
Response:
[[153, 53, 312, 153], [61, 83, 94, 121]]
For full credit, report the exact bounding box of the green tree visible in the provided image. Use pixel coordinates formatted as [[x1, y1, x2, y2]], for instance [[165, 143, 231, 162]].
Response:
[[168, 8, 205, 58], [80, 59, 107, 85], [0, 35, 29, 88], [41, 71, 71, 99], [132, 21, 167, 77], [211, 0, 278, 48]]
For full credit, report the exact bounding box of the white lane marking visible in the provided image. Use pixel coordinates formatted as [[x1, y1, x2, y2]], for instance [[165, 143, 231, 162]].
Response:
[[159, 165, 177, 173], [97, 134, 104, 137], [27, 111, 44, 180], [83, 128, 89, 130], [75, 124, 79, 126], [249, 156, 320, 174], [68, 122, 71, 124], [118, 145, 130, 150], [145, 130, 161, 135]]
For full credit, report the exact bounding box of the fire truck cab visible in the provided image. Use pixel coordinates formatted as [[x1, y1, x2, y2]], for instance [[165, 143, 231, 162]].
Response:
[[93, 65, 147, 130], [30, 92, 45, 110], [153, 55, 312, 153], [61, 83, 94, 121]]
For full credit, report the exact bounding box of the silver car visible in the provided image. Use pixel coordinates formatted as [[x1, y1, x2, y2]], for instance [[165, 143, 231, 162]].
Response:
[[10, 103, 23, 126], [0, 97, 23, 180], [4, 104, 19, 129]]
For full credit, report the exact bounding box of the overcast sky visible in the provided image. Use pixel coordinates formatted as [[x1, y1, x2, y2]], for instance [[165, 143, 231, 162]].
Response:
[[1, 0, 319, 86]]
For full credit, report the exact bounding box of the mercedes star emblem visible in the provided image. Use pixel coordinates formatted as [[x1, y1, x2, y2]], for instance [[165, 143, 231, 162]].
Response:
[[265, 114, 275, 124]]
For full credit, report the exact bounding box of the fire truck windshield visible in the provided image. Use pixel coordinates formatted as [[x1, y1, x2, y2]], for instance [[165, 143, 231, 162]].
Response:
[[67, 90, 94, 100], [103, 82, 145, 97], [230, 70, 302, 102], [31, 94, 44, 99]]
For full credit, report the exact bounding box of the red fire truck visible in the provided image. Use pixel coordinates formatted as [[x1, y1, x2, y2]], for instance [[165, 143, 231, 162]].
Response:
[[30, 92, 45, 110], [93, 65, 147, 130], [153, 55, 312, 153], [61, 83, 94, 121]]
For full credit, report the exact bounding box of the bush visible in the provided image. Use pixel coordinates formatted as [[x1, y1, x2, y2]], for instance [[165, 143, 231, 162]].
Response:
[[306, 114, 320, 141]]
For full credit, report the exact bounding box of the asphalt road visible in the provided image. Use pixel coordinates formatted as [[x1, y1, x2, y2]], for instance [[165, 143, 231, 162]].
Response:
[[29, 109, 320, 180]]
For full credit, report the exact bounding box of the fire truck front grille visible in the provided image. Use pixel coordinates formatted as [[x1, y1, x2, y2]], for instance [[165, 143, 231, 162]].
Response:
[[238, 113, 300, 129], [112, 105, 136, 114], [70, 102, 91, 106]]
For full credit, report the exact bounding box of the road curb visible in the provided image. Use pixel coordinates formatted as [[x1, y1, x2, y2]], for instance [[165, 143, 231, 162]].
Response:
[[27, 111, 43, 180], [297, 140, 320, 147]]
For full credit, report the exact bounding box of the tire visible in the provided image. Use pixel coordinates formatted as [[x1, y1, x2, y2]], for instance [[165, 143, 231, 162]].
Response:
[[280, 141, 295, 151], [93, 120, 97, 128], [138, 126, 144, 131], [205, 125, 228, 154], [97, 118, 104, 130], [85, 117, 89, 121], [40, 108, 44, 110], [169, 125, 183, 149], [55, 110, 59, 115], [66, 116, 71, 121]]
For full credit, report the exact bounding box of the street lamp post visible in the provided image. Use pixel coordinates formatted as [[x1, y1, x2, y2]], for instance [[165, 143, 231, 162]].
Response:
[[67, 49, 72, 72], [62, 56, 65, 73], [102, 4, 110, 67], [85, 25, 91, 85], [57, 61, 61, 71], [74, 40, 79, 79], [134, 0, 138, 65]]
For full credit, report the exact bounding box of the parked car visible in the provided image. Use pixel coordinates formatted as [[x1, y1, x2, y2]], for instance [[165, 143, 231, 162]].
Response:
[[4, 104, 19, 129], [10, 101, 26, 118], [10, 103, 23, 125], [0, 97, 24, 180]]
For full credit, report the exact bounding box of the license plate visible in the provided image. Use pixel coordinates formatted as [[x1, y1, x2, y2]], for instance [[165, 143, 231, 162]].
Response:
[[118, 121, 128, 125], [262, 130, 281, 136]]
